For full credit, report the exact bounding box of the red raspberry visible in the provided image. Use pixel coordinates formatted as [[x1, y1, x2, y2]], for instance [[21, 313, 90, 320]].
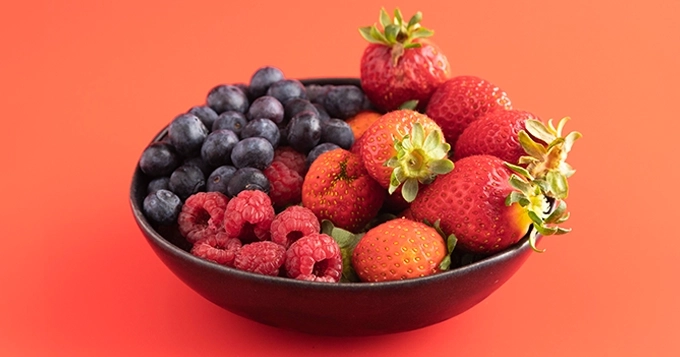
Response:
[[285, 233, 342, 283], [233, 241, 286, 276], [263, 161, 303, 208], [270, 206, 320, 248], [177, 192, 229, 244], [190, 232, 242, 267], [274, 146, 307, 176], [224, 190, 275, 243]]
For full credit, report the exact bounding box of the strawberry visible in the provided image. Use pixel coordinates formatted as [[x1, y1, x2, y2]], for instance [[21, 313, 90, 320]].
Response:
[[359, 109, 453, 202], [301, 148, 384, 233], [425, 75, 513, 148], [351, 217, 449, 282], [454, 109, 541, 164], [408, 115, 582, 255], [359, 8, 450, 112], [408, 154, 563, 254]]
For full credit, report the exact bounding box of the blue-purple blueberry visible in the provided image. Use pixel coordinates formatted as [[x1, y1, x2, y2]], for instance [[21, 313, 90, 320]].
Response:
[[247, 95, 284, 124], [241, 118, 280, 148], [321, 118, 355, 150], [286, 110, 322, 153], [227, 167, 270, 197], [212, 111, 248, 135], [201, 129, 240, 167], [169, 164, 206, 201], [230, 137, 274, 170], [249, 66, 285, 98], [168, 114, 209, 157], [143, 189, 183, 225], [139, 142, 180, 177], [206, 84, 249, 114], [206, 165, 237, 195]]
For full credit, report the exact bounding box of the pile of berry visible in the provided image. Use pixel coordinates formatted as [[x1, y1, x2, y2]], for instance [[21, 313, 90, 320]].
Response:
[[138, 8, 581, 283]]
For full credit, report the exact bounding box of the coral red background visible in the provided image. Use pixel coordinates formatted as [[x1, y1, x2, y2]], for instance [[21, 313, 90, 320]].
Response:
[[1, 0, 678, 356]]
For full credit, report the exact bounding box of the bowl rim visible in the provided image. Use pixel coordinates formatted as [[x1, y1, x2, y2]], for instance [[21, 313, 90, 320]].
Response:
[[129, 77, 537, 290]]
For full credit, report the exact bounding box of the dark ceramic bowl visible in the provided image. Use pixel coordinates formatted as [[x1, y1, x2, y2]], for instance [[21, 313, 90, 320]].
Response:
[[130, 78, 538, 336]]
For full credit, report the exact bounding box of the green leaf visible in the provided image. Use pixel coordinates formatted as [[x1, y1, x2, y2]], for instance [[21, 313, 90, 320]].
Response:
[[379, 8, 392, 28], [564, 131, 583, 152], [422, 129, 440, 153], [509, 174, 532, 193], [398, 99, 419, 110], [545, 200, 567, 224], [519, 130, 547, 159], [528, 231, 546, 252], [359, 26, 382, 44], [402, 178, 419, 202], [525, 119, 556, 144], [528, 210, 543, 226], [384, 24, 400, 43], [403, 42, 422, 49], [369, 25, 388, 43], [321, 219, 364, 282], [393, 8, 403, 26], [410, 123, 425, 147], [505, 162, 534, 180], [407, 11, 423, 28], [547, 170, 569, 199], [429, 159, 454, 175], [411, 27, 434, 39]]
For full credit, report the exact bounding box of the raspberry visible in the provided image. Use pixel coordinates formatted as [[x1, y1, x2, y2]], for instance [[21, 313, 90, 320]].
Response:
[[270, 206, 320, 248], [178, 192, 229, 244], [285, 233, 342, 283], [224, 190, 275, 243], [190, 233, 242, 267], [263, 161, 303, 208], [273, 146, 307, 177], [233, 241, 286, 276]]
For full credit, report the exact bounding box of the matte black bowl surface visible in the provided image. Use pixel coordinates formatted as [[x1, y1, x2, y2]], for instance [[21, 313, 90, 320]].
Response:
[[130, 78, 537, 336]]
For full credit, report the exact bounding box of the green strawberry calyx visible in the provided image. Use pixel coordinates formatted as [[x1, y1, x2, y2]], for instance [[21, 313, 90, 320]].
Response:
[[385, 123, 454, 203], [358, 8, 434, 66], [505, 172, 571, 252], [513, 117, 583, 200]]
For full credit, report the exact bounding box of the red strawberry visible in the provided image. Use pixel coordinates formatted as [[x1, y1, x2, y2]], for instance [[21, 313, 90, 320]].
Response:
[[359, 8, 450, 112], [359, 109, 453, 202], [351, 218, 448, 282], [454, 109, 541, 164], [409, 154, 573, 254], [425, 75, 512, 148], [301, 148, 384, 233]]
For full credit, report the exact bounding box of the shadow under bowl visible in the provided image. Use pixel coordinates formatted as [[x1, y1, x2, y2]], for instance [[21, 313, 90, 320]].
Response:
[[130, 77, 537, 336]]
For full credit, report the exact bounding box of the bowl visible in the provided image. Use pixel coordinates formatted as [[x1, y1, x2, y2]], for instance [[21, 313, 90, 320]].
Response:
[[130, 78, 538, 336]]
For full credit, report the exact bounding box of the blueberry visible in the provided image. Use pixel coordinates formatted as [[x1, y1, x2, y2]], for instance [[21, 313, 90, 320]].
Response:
[[200, 129, 240, 167], [307, 143, 340, 166], [321, 118, 355, 150], [139, 142, 180, 177], [168, 114, 209, 157], [188, 105, 218, 129], [323, 85, 365, 119], [241, 118, 280, 148], [182, 156, 213, 176], [247, 95, 284, 124], [147, 177, 170, 194], [313, 103, 331, 122], [230, 137, 274, 170], [169, 164, 206, 201], [206, 165, 237, 195], [143, 189, 183, 225], [233, 83, 253, 101], [212, 111, 248, 135], [249, 66, 285, 98], [227, 167, 270, 197], [266, 79, 306, 105], [305, 84, 334, 104], [206, 84, 249, 114], [284, 98, 319, 122], [286, 110, 322, 153]]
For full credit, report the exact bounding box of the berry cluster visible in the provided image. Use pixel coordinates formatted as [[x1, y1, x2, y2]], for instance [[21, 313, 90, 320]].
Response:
[[182, 190, 341, 281], [138, 8, 580, 284], [140, 66, 371, 221]]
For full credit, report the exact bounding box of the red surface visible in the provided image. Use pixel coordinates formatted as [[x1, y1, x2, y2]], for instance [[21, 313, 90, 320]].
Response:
[[1, 0, 678, 355]]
